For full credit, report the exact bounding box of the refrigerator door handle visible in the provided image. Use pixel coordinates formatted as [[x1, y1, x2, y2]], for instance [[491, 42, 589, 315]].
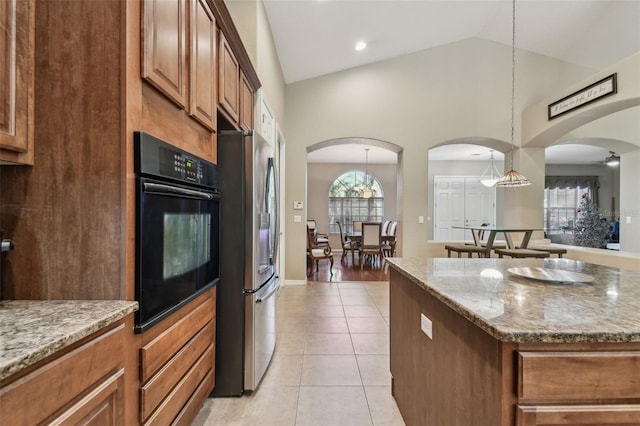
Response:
[[256, 277, 279, 303]]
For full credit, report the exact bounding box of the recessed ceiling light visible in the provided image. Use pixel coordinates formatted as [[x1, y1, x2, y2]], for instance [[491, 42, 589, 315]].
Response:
[[354, 41, 367, 51]]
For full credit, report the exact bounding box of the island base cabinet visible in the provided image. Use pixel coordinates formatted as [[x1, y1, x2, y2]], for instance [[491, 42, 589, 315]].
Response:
[[517, 404, 640, 425], [389, 269, 508, 426]]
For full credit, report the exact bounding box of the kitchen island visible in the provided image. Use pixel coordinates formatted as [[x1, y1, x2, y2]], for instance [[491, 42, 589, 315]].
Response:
[[386, 258, 640, 426]]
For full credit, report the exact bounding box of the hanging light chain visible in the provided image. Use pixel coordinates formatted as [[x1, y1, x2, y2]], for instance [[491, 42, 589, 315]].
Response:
[[510, 0, 516, 166]]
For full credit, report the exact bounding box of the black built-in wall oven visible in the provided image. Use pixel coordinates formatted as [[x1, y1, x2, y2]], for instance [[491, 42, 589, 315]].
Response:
[[134, 131, 220, 333]]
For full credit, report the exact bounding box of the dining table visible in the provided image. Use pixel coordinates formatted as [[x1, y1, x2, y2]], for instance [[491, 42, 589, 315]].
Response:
[[345, 231, 396, 266], [452, 225, 545, 255]]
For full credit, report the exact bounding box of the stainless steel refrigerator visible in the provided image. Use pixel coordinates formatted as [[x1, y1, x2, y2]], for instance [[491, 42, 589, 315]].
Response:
[[212, 130, 280, 396]]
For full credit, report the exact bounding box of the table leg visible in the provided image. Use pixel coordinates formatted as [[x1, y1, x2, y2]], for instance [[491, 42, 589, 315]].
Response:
[[503, 232, 515, 249], [520, 231, 533, 248], [484, 231, 497, 258]]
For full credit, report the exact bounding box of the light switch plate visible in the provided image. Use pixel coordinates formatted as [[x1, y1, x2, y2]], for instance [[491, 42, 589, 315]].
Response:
[[420, 313, 432, 339], [419, 215, 425, 224], [293, 215, 301, 223]]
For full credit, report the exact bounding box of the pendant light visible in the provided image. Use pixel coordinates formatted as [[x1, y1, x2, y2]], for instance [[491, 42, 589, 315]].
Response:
[[358, 148, 374, 198], [362, 148, 373, 198], [480, 150, 502, 187], [605, 151, 620, 166], [494, 0, 531, 188]]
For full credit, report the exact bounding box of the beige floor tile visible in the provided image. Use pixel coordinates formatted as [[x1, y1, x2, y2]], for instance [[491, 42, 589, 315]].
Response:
[[276, 332, 306, 354], [300, 354, 361, 385], [351, 333, 390, 354], [296, 386, 373, 426], [306, 304, 345, 317], [277, 316, 307, 334], [304, 333, 354, 354], [195, 280, 402, 424], [364, 386, 406, 426], [260, 354, 303, 387], [336, 282, 364, 289], [344, 305, 383, 318], [306, 316, 349, 333], [307, 282, 341, 294], [339, 288, 369, 296], [307, 294, 342, 306], [195, 386, 300, 426], [356, 355, 392, 386], [362, 282, 389, 294], [341, 294, 375, 306], [347, 316, 390, 333]]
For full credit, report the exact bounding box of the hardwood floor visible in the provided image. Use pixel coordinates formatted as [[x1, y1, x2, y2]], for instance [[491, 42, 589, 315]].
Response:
[[307, 252, 390, 282]]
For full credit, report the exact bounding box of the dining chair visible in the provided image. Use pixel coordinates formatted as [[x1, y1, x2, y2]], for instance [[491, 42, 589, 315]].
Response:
[[352, 220, 363, 233], [381, 220, 391, 236], [382, 220, 398, 257], [336, 220, 359, 265], [306, 219, 329, 248], [306, 225, 333, 275], [360, 222, 383, 269]]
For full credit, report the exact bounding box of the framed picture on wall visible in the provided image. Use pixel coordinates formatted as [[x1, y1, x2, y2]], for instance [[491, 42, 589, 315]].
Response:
[[548, 73, 617, 120]]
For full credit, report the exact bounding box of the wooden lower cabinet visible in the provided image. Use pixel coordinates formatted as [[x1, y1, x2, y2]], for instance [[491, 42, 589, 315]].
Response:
[[139, 287, 216, 425], [389, 269, 640, 426], [0, 321, 127, 426]]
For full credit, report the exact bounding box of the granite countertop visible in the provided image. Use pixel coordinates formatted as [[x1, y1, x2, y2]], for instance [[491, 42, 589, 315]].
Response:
[[0, 300, 138, 381], [386, 258, 640, 344]]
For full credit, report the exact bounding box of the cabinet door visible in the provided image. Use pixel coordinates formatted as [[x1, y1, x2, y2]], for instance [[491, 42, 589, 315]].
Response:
[[0, 0, 34, 165], [239, 71, 253, 132], [142, 0, 187, 108], [189, 0, 216, 131], [50, 370, 125, 426], [218, 32, 240, 123]]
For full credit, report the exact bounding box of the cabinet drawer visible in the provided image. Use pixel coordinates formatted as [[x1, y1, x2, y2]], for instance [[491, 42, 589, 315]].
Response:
[[140, 295, 215, 381], [143, 344, 214, 426], [0, 323, 124, 426], [140, 320, 214, 421], [517, 404, 640, 425], [518, 351, 640, 400]]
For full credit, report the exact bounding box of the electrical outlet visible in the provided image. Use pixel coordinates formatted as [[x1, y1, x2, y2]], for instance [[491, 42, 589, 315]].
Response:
[[420, 313, 432, 339], [626, 216, 632, 224]]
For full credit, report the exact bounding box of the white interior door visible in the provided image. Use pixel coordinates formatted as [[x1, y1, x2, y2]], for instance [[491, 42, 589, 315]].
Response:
[[434, 177, 465, 240], [434, 176, 495, 241]]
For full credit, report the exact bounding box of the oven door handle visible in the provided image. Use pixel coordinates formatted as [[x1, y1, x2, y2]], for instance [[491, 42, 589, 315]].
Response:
[[143, 182, 218, 200]]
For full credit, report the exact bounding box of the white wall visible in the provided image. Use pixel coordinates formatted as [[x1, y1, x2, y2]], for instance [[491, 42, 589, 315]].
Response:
[[283, 38, 593, 281]]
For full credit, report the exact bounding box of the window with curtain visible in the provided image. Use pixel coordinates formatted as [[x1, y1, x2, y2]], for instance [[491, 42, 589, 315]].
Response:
[[544, 176, 599, 233], [327, 171, 384, 234]]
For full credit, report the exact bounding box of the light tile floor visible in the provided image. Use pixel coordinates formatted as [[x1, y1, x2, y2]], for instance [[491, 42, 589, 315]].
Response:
[[193, 281, 405, 426]]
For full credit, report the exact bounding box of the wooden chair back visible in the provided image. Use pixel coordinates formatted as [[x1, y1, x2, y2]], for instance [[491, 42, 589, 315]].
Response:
[[353, 221, 363, 232]]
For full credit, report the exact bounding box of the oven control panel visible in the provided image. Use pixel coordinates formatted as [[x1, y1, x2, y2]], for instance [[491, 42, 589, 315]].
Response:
[[135, 131, 219, 189]]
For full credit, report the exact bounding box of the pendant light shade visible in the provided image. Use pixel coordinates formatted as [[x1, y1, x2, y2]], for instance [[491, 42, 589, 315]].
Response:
[[480, 150, 502, 187], [494, 0, 531, 188]]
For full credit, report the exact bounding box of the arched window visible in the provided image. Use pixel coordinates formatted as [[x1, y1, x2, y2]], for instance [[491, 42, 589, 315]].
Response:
[[328, 171, 384, 234]]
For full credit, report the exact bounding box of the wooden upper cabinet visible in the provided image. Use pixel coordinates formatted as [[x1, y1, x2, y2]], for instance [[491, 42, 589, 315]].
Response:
[[189, 0, 216, 131], [218, 32, 240, 123], [0, 0, 35, 165], [142, 0, 187, 108], [239, 71, 253, 132]]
